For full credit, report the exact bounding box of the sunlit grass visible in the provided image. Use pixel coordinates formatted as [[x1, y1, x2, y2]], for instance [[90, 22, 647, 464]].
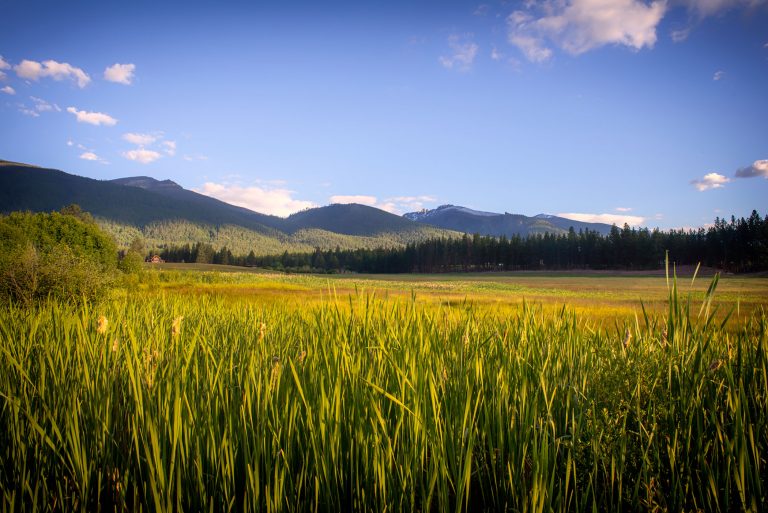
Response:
[[0, 270, 766, 511]]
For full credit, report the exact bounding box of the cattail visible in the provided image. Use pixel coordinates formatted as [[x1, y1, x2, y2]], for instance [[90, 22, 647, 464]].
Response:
[[622, 328, 632, 349], [258, 322, 267, 342], [172, 316, 184, 337], [270, 357, 281, 386], [97, 315, 108, 334]]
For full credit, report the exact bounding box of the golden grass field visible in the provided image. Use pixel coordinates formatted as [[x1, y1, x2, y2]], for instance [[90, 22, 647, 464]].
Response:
[[149, 263, 768, 327], [2, 264, 767, 511]]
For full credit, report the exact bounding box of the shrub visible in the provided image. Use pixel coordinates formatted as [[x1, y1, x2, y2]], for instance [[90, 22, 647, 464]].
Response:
[[0, 208, 117, 304]]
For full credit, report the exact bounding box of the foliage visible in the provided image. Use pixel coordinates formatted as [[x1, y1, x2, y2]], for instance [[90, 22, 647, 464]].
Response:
[[0, 208, 117, 304], [247, 211, 768, 273], [0, 271, 766, 511]]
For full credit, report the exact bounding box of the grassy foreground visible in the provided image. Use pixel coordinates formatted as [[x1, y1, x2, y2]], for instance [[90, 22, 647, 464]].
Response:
[[1, 272, 767, 511]]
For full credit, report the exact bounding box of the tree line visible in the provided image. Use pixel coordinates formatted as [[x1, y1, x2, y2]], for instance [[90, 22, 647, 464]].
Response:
[[154, 211, 768, 274]]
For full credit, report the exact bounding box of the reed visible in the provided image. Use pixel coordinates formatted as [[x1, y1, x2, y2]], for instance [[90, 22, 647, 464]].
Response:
[[0, 272, 765, 511]]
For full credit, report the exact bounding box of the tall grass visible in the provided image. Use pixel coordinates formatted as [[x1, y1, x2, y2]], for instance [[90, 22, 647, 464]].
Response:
[[0, 273, 766, 511]]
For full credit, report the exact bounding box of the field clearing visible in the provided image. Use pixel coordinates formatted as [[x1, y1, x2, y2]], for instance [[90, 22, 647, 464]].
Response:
[[146, 264, 768, 326], [2, 265, 767, 511]]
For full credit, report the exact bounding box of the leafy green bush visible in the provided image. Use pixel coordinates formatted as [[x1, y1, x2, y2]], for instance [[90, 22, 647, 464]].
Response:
[[0, 208, 117, 304]]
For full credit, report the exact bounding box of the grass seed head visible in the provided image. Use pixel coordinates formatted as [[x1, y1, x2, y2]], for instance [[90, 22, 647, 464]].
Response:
[[622, 328, 632, 349], [258, 322, 267, 342], [172, 316, 184, 337], [97, 315, 108, 334], [297, 350, 307, 365]]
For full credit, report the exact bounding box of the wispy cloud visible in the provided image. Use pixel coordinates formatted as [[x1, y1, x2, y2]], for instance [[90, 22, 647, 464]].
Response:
[[734, 159, 768, 179], [691, 172, 730, 191], [15, 59, 90, 88], [103, 63, 135, 85], [507, 0, 666, 62], [183, 154, 208, 162], [557, 212, 646, 226], [30, 96, 60, 112], [713, 70, 725, 81], [670, 27, 691, 42], [0, 56, 9, 80], [615, 207, 632, 212], [162, 140, 176, 156], [1, 86, 15, 95], [122, 148, 162, 164], [196, 182, 315, 217], [67, 106, 117, 126], [123, 132, 158, 146], [439, 34, 479, 72]]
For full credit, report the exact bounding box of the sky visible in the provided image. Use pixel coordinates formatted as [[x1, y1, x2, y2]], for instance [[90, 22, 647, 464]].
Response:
[[1, 0, 766, 229]]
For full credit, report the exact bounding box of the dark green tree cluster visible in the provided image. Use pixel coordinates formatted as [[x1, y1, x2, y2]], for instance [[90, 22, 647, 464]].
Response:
[[0, 206, 118, 303], [188, 211, 766, 274]]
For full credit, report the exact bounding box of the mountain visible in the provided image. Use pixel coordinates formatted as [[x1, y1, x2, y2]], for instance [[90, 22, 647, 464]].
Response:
[[0, 160, 456, 254], [404, 204, 614, 236]]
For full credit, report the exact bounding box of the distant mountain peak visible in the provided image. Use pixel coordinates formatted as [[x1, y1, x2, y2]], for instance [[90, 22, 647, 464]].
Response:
[[403, 204, 614, 236], [404, 204, 498, 222], [111, 176, 183, 190]]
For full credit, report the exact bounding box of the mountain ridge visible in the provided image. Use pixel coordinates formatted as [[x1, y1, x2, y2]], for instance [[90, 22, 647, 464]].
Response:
[[403, 204, 614, 236]]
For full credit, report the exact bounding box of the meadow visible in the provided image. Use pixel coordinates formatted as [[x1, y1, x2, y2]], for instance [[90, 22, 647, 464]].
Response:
[[1, 267, 766, 511]]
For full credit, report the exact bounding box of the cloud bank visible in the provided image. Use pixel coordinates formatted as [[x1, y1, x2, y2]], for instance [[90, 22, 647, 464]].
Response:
[[330, 194, 437, 214], [197, 182, 315, 217]]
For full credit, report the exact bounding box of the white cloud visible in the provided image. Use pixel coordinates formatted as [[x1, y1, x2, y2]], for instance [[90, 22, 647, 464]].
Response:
[[66, 140, 73, 147], [162, 140, 176, 156], [670, 27, 691, 42], [196, 182, 315, 217], [103, 63, 135, 85], [122, 149, 161, 164], [734, 159, 768, 179], [0, 56, 9, 80], [80, 151, 99, 161], [183, 154, 208, 162], [507, 0, 667, 62], [490, 47, 504, 60], [330, 194, 437, 214], [19, 106, 39, 117], [67, 106, 117, 126], [30, 96, 60, 112], [122, 132, 158, 145], [690, 172, 730, 191], [682, 0, 759, 17], [713, 70, 725, 80], [15, 59, 90, 88], [557, 212, 646, 226], [615, 207, 632, 212], [439, 34, 479, 71], [1, 86, 14, 95]]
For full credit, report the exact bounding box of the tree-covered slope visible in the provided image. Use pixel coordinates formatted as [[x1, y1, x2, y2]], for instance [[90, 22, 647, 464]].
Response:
[[0, 161, 460, 254]]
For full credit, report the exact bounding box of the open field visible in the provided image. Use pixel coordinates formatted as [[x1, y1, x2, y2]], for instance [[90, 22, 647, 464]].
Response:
[[148, 263, 768, 327], [1, 267, 767, 511]]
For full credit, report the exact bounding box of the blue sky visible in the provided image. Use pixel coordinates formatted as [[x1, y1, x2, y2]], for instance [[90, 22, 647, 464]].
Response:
[[1, 0, 766, 228]]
